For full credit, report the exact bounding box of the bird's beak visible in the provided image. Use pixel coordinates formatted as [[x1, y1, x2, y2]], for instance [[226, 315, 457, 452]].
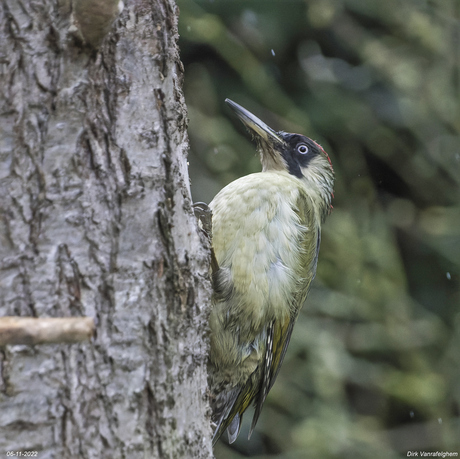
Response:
[[225, 99, 284, 146]]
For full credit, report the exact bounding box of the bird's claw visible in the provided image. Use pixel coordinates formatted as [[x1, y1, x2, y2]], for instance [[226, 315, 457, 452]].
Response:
[[193, 202, 213, 239]]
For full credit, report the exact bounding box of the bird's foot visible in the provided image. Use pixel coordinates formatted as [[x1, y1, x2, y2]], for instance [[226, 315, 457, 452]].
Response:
[[193, 202, 213, 240]]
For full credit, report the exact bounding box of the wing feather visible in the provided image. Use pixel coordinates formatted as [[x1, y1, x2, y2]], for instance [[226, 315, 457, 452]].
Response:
[[249, 317, 294, 437]]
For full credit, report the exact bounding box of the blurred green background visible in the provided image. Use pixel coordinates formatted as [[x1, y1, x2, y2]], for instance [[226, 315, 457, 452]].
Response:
[[177, 1, 460, 457]]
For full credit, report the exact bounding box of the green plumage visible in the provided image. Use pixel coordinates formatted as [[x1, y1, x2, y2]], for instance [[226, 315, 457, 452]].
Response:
[[208, 100, 334, 445]]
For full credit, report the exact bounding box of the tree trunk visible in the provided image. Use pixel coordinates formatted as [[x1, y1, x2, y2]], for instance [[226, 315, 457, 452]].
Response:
[[0, 1, 213, 458]]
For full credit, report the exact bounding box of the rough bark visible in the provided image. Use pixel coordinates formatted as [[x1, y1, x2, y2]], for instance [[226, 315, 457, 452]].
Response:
[[0, 0, 213, 458]]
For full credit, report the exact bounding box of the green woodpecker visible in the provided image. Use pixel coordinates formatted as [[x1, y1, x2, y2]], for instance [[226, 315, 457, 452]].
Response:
[[208, 99, 334, 445]]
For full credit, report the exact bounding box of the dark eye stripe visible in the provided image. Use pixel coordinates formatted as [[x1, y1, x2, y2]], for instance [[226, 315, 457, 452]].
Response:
[[280, 133, 319, 178]]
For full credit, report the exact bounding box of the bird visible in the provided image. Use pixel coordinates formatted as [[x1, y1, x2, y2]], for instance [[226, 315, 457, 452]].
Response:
[[207, 98, 334, 445]]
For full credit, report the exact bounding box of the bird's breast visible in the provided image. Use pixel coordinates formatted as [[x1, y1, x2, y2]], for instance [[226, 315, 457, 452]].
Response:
[[210, 172, 312, 332]]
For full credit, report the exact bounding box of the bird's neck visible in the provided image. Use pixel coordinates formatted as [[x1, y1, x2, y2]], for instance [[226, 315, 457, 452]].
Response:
[[299, 173, 334, 223]]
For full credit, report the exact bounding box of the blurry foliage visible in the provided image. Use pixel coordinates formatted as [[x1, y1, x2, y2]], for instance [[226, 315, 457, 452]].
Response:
[[177, 0, 460, 457]]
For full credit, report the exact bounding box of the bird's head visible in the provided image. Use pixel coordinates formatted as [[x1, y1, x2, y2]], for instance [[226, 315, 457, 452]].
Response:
[[226, 99, 335, 218]]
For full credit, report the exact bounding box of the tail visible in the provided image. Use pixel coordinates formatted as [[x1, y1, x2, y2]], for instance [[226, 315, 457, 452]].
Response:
[[211, 386, 241, 445], [211, 367, 261, 445]]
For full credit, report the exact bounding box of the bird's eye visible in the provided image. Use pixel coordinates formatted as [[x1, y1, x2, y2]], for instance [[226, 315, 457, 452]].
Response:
[[297, 144, 309, 154]]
